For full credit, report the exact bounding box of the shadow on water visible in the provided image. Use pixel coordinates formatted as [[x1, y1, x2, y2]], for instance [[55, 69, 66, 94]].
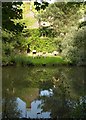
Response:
[[2, 66, 86, 119]]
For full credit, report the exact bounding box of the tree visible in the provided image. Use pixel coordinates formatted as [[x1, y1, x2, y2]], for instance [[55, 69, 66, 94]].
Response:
[[40, 2, 84, 34], [3, 97, 21, 119], [61, 26, 86, 65], [34, 1, 49, 27], [2, 2, 24, 33], [2, 2, 28, 57], [34, 1, 49, 11], [40, 2, 86, 64]]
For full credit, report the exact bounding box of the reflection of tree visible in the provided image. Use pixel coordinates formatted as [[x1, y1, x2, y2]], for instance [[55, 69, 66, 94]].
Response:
[[40, 81, 72, 118], [71, 96, 86, 119], [2, 96, 21, 119], [2, 66, 86, 118], [2, 71, 20, 119], [39, 78, 86, 119]]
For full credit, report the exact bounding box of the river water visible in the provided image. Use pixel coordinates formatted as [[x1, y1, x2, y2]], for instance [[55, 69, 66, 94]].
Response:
[[2, 66, 86, 119]]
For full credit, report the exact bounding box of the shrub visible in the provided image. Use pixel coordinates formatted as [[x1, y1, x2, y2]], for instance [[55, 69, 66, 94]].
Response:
[[61, 26, 86, 65]]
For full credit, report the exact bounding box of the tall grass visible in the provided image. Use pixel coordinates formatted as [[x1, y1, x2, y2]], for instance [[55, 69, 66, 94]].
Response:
[[2, 54, 67, 66]]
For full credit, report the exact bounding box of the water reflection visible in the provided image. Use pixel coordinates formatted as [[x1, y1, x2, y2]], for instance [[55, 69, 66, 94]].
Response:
[[16, 97, 27, 118], [2, 97, 21, 119], [40, 81, 86, 119], [2, 66, 86, 119], [40, 89, 53, 97], [27, 99, 50, 118]]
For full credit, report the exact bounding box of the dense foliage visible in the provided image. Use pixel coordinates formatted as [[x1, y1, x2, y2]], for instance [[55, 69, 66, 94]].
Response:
[[40, 2, 84, 33], [34, 1, 49, 11], [2, 30, 28, 56], [2, 1, 86, 66], [2, 2, 28, 61], [40, 2, 86, 65], [2, 2, 24, 33], [23, 28, 58, 53], [62, 26, 86, 65]]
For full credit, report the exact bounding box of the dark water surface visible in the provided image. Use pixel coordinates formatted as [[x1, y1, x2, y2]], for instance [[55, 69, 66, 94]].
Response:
[[2, 66, 86, 119]]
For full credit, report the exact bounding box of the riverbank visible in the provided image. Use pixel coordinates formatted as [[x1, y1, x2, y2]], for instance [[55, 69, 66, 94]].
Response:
[[2, 54, 86, 67], [2, 55, 69, 67]]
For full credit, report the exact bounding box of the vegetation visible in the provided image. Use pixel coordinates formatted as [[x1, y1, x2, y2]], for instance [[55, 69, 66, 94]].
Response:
[[62, 26, 86, 65], [2, 54, 66, 66], [2, 1, 86, 66], [2, 1, 86, 119], [2, 2, 24, 33], [3, 66, 86, 119]]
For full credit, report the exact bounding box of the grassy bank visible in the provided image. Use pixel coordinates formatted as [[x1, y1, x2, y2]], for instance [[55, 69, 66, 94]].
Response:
[[2, 55, 68, 66]]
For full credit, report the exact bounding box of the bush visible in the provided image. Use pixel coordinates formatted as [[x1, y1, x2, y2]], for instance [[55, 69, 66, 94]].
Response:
[[61, 26, 86, 65], [2, 30, 28, 56]]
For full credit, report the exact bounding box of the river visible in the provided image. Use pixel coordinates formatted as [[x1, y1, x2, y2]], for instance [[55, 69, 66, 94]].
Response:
[[2, 66, 86, 119]]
